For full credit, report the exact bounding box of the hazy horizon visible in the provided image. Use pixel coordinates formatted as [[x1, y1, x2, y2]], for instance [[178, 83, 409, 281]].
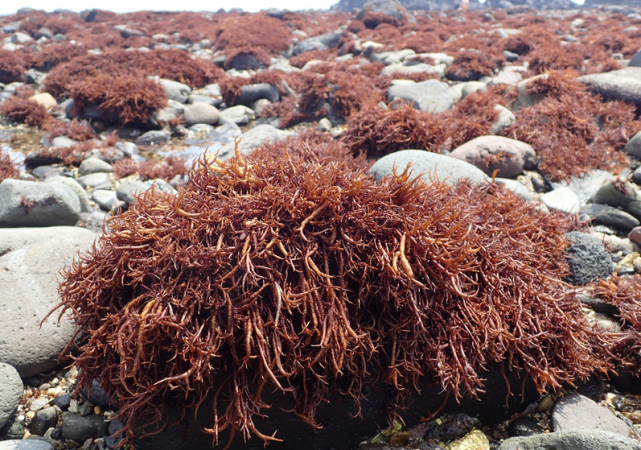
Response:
[[0, 0, 336, 16]]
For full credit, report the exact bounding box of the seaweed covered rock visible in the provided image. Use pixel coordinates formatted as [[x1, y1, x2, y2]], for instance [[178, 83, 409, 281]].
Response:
[[52, 138, 619, 449]]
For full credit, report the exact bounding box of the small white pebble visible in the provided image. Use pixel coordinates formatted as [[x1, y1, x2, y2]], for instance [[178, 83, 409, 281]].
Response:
[[26, 411, 35, 420]]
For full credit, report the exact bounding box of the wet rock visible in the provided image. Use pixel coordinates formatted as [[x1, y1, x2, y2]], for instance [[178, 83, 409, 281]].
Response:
[[0, 363, 22, 430], [52, 393, 70, 411], [499, 430, 641, 450], [80, 379, 110, 409], [0, 179, 81, 227], [136, 130, 170, 146], [30, 407, 59, 436], [564, 231, 614, 285], [552, 393, 633, 437], [388, 79, 453, 112], [581, 203, 639, 231], [236, 83, 279, 106], [449, 136, 536, 179], [61, 412, 108, 443], [370, 150, 489, 187], [226, 52, 263, 70], [0, 233, 97, 376], [508, 416, 543, 437]]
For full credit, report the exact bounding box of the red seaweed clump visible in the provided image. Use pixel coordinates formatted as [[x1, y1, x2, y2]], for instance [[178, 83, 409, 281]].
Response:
[[0, 95, 48, 127], [52, 140, 614, 449], [69, 73, 168, 126], [112, 155, 188, 182]]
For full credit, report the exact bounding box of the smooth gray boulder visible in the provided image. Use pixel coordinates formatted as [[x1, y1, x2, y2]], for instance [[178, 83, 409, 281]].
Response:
[[387, 79, 453, 112], [369, 150, 489, 186], [135, 130, 170, 146], [156, 78, 191, 104], [183, 102, 220, 126], [499, 430, 641, 450], [219, 105, 255, 126], [0, 363, 22, 430], [0, 232, 97, 377], [580, 203, 639, 231], [577, 67, 641, 108], [78, 156, 113, 175], [61, 412, 109, 443], [236, 83, 279, 107], [116, 180, 148, 205], [449, 136, 536, 179], [490, 105, 516, 134], [552, 393, 632, 437], [0, 227, 94, 257], [218, 125, 293, 161], [624, 130, 641, 159], [293, 30, 342, 55], [0, 179, 81, 227], [495, 178, 532, 201], [77, 172, 111, 190], [44, 176, 92, 213], [371, 49, 415, 65], [92, 190, 118, 211], [629, 48, 641, 67], [590, 180, 641, 220]]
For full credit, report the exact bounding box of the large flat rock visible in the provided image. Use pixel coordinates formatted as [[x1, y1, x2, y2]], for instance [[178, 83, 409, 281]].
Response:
[[577, 67, 641, 108], [0, 233, 97, 377]]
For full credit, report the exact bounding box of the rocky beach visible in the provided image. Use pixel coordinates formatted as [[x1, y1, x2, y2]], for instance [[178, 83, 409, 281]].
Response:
[[1, 1, 641, 449]]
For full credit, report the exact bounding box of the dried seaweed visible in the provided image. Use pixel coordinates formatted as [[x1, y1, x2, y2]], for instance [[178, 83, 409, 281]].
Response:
[[0, 95, 48, 127], [113, 155, 188, 182], [52, 141, 612, 449], [0, 148, 20, 182]]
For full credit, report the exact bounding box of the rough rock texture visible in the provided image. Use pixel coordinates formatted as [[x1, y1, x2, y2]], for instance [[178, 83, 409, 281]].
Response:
[[499, 430, 641, 450], [369, 149, 489, 186], [0, 363, 22, 430], [0, 441, 54, 450], [551, 393, 632, 437], [564, 231, 614, 285], [0, 233, 97, 377], [449, 136, 536, 179], [0, 179, 81, 227]]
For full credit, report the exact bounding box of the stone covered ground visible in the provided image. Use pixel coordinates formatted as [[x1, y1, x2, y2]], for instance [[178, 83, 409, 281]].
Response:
[[1, 1, 641, 450]]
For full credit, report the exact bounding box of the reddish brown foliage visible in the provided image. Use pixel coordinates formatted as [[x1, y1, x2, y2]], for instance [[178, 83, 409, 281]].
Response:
[[0, 149, 20, 182], [289, 49, 336, 68], [446, 50, 502, 81], [591, 276, 641, 371], [341, 102, 447, 157], [403, 32, 442, 54], [502, 72, 638, 182], [32, 43, 87, 71], [346, 20, 366, 34], [43, 119, 94, 141], [43, 49, 222, 99], [53, 143, 611, 448], [69, 74, 167, 126], [214, 13, 291, 57], [112, 155, 188, 181], [0, 95, 48, 127], [527, 45, 584, 75]]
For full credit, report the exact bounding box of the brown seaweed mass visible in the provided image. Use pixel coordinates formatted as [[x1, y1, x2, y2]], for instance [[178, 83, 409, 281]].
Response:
[[52, 140, 614, 448]]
